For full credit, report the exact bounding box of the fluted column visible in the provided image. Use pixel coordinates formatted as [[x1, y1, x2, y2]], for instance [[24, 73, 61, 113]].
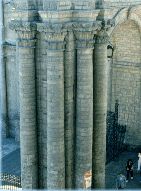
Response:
[[92, 30, 109, 188], [64, 31, 76, 188], [74, 28, 94, 188], [45, 31, 66, 189], [11, 22, 38, 189]]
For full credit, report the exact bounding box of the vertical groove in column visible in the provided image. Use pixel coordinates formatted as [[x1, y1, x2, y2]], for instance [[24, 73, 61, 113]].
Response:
[[46, 33, 66, 189], [75, 31, 94, 188], [17, 35, 38, 188], [36, 32, 47, 188], [64, 31, 76, 189], [92, 30, 109, 189]]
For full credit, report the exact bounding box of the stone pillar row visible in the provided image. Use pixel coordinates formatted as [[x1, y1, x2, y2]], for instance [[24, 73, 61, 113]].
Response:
[[10, 21, 109, 189]]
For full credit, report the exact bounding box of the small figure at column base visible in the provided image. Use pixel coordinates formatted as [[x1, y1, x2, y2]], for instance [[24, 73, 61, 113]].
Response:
[[116, 173, 126, 189]]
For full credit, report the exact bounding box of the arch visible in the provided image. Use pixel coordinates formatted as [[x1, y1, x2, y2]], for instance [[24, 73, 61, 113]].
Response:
[[108, 5, 141, 37], [109, 13, 141, 146]]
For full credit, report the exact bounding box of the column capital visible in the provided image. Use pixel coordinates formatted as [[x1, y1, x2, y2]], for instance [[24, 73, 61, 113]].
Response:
[[9, 20, 36, 39], [73, 22, 101, 35], [95, 19, 114, 44], [37, 23, 67, 35], [95, 29, 109, 44], [9, 20, 37, 32], [73, 22, 100, 49], [37, 23, 67, 50], [17, 39, 36, 48]]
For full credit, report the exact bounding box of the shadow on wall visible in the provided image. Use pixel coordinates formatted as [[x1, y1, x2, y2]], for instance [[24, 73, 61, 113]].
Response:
[[106, 100, 127, 164]]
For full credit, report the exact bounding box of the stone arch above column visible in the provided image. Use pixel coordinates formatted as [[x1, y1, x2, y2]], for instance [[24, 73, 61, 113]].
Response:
[[108, 5, 141, 37]]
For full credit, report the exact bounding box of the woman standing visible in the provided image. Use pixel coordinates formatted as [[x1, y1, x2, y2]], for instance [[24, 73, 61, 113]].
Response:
[[137, 152, 141, 171]]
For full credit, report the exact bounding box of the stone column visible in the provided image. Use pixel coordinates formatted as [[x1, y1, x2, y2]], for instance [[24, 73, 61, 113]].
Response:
[[92, 30, 109, 188], [64, 31, 76, 188], [11, 22, 38, 189], [74, 29, 94, 188], [0, 46, 8, 138], [46, 31, 66, 189], [0, 0, 8, 138], [36, 31, 47, 188]]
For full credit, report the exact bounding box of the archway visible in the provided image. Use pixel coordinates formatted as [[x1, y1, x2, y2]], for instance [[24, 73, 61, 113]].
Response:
[[109, 19, 141, 148]]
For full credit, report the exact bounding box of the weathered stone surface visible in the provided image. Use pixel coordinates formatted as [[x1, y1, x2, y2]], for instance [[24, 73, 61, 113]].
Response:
[[92, 30, 109, 189], [16, 28, 38, 189], [74, 29, 94, 189], [36, 32, 47, 188], [64, 31, 75, 188], [45, 32, 66, 189], [2, 0, 141, 190]]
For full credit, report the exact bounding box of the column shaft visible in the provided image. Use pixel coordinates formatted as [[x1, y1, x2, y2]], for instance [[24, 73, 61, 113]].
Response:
[[36, 32, 47, 188], [0, 48, 8, 137], [64, 31, 76, 188], [92, 31, 109, 188], [75, 32, 94, 188], [46, 37, 65, 189], [17, 36, 38, 189], [0, 0, 8, 138]]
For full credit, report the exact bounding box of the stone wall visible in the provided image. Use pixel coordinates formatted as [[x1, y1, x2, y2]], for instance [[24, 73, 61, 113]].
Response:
[[111, 20, 141, 146]]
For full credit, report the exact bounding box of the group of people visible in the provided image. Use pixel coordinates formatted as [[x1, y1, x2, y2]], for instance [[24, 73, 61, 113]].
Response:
[[116, 152, 141, 189]]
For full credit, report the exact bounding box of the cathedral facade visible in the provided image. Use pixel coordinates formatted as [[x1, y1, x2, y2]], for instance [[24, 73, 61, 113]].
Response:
[[1, 0, 141, 189]]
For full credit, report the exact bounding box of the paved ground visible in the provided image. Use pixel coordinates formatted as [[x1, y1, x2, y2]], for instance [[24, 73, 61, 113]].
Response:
[[1, 137, 20, 159], [1, 148, 21, 176], [1, 138, 141, 189], [1, 138, 21, 176], [106, 151, 141, 189]]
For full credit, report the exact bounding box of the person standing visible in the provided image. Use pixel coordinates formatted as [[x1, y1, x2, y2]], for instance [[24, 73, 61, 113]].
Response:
[[137, 152, 141, 171], [126, 159, 133, 182]]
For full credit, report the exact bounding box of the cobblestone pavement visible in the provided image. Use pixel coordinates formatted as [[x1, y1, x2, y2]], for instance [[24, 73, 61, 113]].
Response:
[[106, 151, 141, 189]]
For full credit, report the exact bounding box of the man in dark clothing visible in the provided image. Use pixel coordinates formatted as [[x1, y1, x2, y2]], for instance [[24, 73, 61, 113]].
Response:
[[126, 159, 133, 182]]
